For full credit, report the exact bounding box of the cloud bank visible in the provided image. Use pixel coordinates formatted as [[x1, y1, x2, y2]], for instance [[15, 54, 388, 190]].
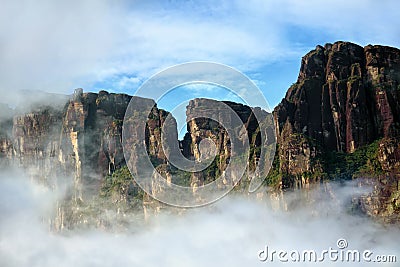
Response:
[[0, 169, 399, 267]]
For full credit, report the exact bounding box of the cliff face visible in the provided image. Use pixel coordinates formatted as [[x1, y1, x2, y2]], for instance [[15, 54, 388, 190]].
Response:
[[6, 89, 174, 229], [12, 107, 63, 184], [274, 42, 400, 188], [5, 90, 132, 196], [59, 89, 134, 200], [181, 98, 269, 188], [0, 41, 399, 226], [273, 42, 400, 222]]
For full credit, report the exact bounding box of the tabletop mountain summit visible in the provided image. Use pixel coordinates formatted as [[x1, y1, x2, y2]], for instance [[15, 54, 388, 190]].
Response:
[[0, 41, 399, 228]]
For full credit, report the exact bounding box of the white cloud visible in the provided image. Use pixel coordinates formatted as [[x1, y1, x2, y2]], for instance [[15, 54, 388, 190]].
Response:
[[1, 172, 399, 267], [0, 0, 398, 105], [285, 0, 399, 48], [116, 76, 141, 90]]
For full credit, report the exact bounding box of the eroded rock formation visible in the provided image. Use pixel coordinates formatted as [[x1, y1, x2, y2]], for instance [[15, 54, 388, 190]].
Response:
[[0, 41, 399, 226], [274, 41, 400, 188]]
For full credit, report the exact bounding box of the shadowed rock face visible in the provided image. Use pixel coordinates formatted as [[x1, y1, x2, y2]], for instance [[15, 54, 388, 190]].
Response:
[[276, 42, 400, 152], [274, 42, 400, 185], [273, 42, 400, 222]]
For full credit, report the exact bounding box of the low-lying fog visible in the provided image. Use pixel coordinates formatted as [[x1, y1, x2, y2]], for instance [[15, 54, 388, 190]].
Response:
[[0, 169, 399, 267]]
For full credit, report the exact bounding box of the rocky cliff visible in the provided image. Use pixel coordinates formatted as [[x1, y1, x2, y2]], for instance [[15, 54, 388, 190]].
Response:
[[273, 41, 400, 222], [181, 98, 274, 189], [274, 42, 399, 181], [0, 41, 399, 226], [0, 89, 170, 229]]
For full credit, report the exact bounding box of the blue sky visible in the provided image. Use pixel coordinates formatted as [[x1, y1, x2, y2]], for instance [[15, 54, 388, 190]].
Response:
[[1, 0, 399, 110]]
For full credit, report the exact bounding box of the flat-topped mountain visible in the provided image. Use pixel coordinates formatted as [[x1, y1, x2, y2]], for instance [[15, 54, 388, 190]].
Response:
[[1, 41, 399, 227]]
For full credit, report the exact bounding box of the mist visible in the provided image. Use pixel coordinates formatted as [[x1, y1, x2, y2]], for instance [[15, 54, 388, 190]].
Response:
[[0, 168, 398, 267]]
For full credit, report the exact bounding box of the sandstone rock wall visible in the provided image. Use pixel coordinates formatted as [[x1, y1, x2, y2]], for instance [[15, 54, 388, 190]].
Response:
[[0, 41, 399, 225], [274, 41, 400, 188]]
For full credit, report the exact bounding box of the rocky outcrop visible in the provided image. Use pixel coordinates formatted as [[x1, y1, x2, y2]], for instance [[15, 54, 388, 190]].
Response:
[[181, 98, 275, 190], [182, 99, 250, 187], [273, 41, 400, 222], [58, 89, 133, 200], [0, 89, 169, 229], [12, 107, 63, 184], [1, 41, 400, 226], [274, 41, 400, 189], [359, 138, 400, 223]]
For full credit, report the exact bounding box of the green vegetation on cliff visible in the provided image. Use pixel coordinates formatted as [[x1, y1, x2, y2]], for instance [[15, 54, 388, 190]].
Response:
[[324, 139, 383, 179], [265, 139, 384, 189], [101, 166, 144, 202]]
